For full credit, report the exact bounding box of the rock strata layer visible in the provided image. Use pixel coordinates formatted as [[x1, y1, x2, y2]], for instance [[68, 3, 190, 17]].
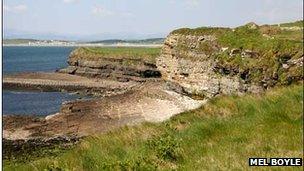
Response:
[[3, 72, 140, 96], [58, 48, 161, 82], [157, 34, 260, 98]]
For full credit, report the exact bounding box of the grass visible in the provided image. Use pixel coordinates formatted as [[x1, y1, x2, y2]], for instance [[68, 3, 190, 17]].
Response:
[[279, 20, 303, 27], [274, 30, 304, 42], [88, 38, 164, 44], [173, 23, 303, 51], [4, 84, 303, 170], [70, 47, 161, 64], [172, 22, 303, 87], [214, 25, 303, 85]]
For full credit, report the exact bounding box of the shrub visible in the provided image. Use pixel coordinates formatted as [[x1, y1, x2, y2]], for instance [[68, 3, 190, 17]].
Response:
[[147, 133, 182, 161]]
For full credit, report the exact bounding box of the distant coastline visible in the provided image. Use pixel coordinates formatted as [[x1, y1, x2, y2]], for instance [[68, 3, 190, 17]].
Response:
[[3, 38, 164, 47], [3, 43, 163, 47]]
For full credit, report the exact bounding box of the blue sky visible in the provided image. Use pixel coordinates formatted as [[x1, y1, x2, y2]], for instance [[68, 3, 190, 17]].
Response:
[[3, 0, 303, 40]]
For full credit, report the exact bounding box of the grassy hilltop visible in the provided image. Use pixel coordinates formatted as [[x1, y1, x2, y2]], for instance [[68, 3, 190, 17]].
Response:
[[173, 20, 303, 87], [70, 47, 161, 64], [88, 38, 165, 44]]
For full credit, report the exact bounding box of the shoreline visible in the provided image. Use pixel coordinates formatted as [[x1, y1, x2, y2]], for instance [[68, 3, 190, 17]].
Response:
[[3, 43, 163, 48], [3, 72, 140, 96], [3, 72, 205, 139]]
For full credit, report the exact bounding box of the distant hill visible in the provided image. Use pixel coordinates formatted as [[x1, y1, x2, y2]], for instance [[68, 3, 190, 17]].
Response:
[[88, 39, 128, 44], [3, 39, 39, 44], [88, 38, 165, 44], [270, 20, 303, 27], [4, 38, 165, 45]]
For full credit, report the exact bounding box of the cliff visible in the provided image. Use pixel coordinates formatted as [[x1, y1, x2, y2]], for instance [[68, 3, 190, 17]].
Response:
[[58, 47, 162, 82], [157, 22, 303, 98]]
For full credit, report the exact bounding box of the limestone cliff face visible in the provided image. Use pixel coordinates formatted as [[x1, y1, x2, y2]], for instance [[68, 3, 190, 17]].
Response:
[[156, 25, 303, 98], [156, 34, 256, 98], [58, 48, 161, 82]]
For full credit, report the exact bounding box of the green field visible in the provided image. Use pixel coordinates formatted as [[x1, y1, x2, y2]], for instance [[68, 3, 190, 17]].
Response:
[[88, 38, 165, 44], [4, 84, 303, 170], [173, 22, 303, 50], [279, 20, 304, 27], [71, 47, 161, 64]]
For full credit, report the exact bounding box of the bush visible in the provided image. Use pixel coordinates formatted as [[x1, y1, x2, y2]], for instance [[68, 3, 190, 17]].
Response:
[[147, 133, 182, 161]]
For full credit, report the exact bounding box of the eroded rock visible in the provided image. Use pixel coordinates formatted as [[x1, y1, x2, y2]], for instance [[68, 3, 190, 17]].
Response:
[[58, 48, 162, 82], [156, 33, 263, 98]]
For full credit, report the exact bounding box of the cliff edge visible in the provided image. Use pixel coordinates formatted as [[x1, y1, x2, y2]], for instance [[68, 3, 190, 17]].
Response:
[[157, 22, 303, 98]]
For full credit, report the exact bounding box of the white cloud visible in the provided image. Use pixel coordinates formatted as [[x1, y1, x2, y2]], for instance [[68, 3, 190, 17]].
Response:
[[168, 0, 201, 9], [185, 0, 200, 8], [121, 12, 134, 18], [92, 5, 114, 17], [91, 5, 134, 18], [4, 4, 28, 13], [63, 0, 79, 3]]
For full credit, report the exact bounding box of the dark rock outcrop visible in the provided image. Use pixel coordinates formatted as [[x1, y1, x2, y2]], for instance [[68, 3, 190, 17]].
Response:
[[3, 135, 79, 160], [3, 72, 140, 96]]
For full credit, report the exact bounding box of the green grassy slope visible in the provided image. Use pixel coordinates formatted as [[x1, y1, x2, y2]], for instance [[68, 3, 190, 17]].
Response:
[[279, 20, 303, 27], [88, 38, 165, 44], [70, 47, 161, 64], [5, 84, 303, 170]]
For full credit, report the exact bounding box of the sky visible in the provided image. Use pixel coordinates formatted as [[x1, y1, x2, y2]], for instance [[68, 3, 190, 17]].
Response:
[[3, 0, 303, 40]]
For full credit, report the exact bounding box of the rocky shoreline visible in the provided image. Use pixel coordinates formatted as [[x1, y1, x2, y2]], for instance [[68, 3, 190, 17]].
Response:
[[3, 80, 205, 139], [3, 79, 205, 159], [3, 72, 142, 96]]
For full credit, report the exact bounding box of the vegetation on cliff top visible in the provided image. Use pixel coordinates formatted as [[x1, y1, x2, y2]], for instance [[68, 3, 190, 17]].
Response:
[[5, 84, 303, 170], [279, 20, 304, 27], [70, 47, 161, 64], [88, 38, 164, 44], [216, 23, 302, 86], [172, 21, 303, 46], [173, 21, 303, 87]]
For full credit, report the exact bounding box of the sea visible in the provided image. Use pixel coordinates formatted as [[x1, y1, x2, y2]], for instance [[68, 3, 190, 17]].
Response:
[[3, 46, 84, 116]]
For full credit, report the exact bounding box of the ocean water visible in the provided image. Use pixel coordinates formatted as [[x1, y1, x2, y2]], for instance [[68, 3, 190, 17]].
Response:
[[3, 91, 81, 115], [3, 46, 75, 74], [3, 46, 84, 115]]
